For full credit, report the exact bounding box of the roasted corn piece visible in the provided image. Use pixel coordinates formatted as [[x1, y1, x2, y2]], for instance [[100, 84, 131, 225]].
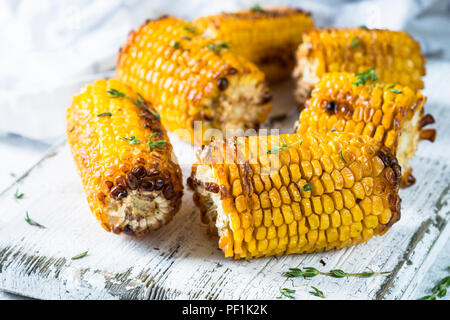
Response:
[[293, 28, 425, 106], [296, 72, 436, 187], [117, 16, 272, 144], [67, 79, 183, 236], [188, 132, 401, 259], [193, 6, 314, 82]]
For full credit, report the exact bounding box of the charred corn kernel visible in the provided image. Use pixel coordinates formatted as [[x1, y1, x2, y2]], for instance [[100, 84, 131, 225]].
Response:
[[297, 72, 436, 186], [66, 79, 183, 236], [190, 132, 401, 259], [117, 16, 271, 144], [193, 7, 314, 82], [294, 28, 425, 107]]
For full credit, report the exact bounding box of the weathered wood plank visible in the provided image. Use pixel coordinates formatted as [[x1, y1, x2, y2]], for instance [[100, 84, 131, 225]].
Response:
[[0, 61, 448, 300]]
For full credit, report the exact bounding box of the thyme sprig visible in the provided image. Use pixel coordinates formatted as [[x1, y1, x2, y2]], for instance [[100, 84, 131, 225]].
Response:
[[309, 286, 325, 298], [267, 137, 303, 154], [147, 132, 166, 151], [351, 36, 360, 48], [107, 89, 160, 119], [25, 211, 45, 229], [419, 268, 450, 300], [184, 25, 196, 33], [97, 112, 112, 117], [71, 251, 88, 260], [121, 136, 141, 145], [250, 4, 265, 12], [353, 67, 378, 86], [277, 288, 295, 299], [301, 184, 314, 191], [283, 267, 390, 279], [206, 42, 229, 54], [387, 84, 402, 94], [14, 189, 24, 199]]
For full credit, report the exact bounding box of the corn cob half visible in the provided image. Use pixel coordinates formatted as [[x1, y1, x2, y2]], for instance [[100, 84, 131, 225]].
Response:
[[188, 132, 401, 259], [67, 79, 183, 236], [117, 16, 272, 144], [193, 7, 314, 82], [293, 28, 426, 106], [296, 72, 436, 187]]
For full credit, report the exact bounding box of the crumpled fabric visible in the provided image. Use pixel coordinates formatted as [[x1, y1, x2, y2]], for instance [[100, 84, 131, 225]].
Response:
[[0, 0, 448, 140]]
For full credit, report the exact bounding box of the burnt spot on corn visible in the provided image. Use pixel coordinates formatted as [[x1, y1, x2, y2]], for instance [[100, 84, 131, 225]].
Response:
[[325, 101, 337, 114], [419, 114, 435, 129], [111, 187, 128, 200], [219, 185, 228, 200], [225, 67, 238, 75], [217, 77, 229, 91], [260, 92, 272, 104], [131, 166, 147, 179], [126, 173, 139, 190], [139, 178, 155, 191], [205, 182, 220, 193], [163, 184, 176, 200]]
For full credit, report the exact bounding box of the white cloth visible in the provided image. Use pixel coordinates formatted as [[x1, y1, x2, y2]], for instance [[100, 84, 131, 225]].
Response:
[[0, 0, 448, 140]]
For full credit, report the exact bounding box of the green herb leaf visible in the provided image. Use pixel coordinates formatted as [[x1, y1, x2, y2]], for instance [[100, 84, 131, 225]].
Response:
[[419, 273, 450, 300], [309, 286, 325, 298], [340, 150, 347, 163], [353, 67, 378, 86], [331, 128, 337, 132], [97, 112, 112, 117], [351, 37, 359, 49], [71, 251, 88, 260], [301, 184, 314, 191], [267, 138, 303, 154], [107, 88, 126, 98], [14, 189, 24, 199], [181, 35, 192, 40], [330, 269, 347, 278], [184, 25, 196, 33], [277, 288, 295, 299], [387, 84, 402, 94], [250, 4, 265, 12], [25, 211, 45, 228], [122, 136, 142, 145], [206, 42, 229, 54], [172, 41, 180, 49], [147, 132, 166, 151], [360, 25, 369, 30]]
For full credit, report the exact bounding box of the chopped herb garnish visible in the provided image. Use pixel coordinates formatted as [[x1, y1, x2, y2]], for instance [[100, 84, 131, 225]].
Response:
[[283, 267, 390, 278], [250, 4, 265, 12], [360, 25, 369, 30], [14, 189, 24, 199], [387, 84, 402, 94], [147, 132, 166, 151], [10, 172, 17, 178], [172, 41, 180, 49], [351, 36, 360, 49], [122, 136, 141, 145], [340, 150, 347, 163], [71, 251, 88, 260], [107, 88, 126, 98], [309, 286, 325, 298], [301, 184, 314, 192], [25, 211, 45, 228], [353, 67, 378, 86], [419, 268, 450, 300], [277, 288, 295, 299], [184, 25, 196, 33], [331, 128, 337, 132], [206, 42, 229, 54], [97, 112, 112, 117], [181, 35, 192, 40], [267, 137, 303, 154], [108, 89, 159, 119]]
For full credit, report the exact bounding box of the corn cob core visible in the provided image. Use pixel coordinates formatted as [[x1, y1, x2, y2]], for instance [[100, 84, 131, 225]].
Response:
[[293, 28, 426, 106], [117, 16, 272, 144], [66, 79, 183, 236], [296, 72, 436, 187], [189, 132, 401, 259], [193, 7, 314, 82]]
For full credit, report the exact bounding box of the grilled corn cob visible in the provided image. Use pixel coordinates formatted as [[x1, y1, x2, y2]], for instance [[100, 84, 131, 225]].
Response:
[[296, 72, 436, 187], [188, 132, 401, 259], [66, 79, 183, 236], [293, 28, 426, 106], [193, 6, 314, 82], [117, 16, 272, 144]]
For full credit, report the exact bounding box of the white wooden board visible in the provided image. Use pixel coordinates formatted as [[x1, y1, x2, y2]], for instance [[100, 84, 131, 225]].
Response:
[[0, 61, 448, 300]]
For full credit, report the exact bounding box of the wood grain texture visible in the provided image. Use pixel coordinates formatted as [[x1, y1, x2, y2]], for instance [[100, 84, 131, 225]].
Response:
[[0, 61, 448, 300]]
